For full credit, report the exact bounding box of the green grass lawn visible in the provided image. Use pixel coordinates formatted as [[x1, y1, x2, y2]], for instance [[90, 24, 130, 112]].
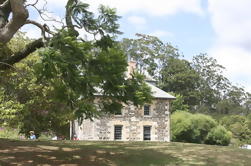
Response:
[[0, 139, 250, 166]]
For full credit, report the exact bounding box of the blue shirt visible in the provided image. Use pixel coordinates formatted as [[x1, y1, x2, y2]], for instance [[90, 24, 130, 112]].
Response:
[[30, 135, 36, 139]]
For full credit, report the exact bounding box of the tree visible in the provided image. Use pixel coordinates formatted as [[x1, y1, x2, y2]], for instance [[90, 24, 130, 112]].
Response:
[[0, 0, 29, 43], [0, 0, 122, 69], [0, 33, 73, 136], [0, 0, 45, 70], [35, 30, 152, 121], [121, 33, 180, 79], [0, 32, 34, 128], [220, 85, 250, 115], [0, 1, 152, 136], [121, 35, 251, 116], [121, 34, 202, 107], [0, 89, 24, 127], [192, 54, 231, 112], [160, 57, 201, 106], [220, 115, 251, 143], [169, 93, 189, 113]]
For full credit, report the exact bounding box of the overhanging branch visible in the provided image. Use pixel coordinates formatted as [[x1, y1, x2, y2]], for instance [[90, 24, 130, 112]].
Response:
[[25, 19, 54, 40], [0, 38, 44, 70]]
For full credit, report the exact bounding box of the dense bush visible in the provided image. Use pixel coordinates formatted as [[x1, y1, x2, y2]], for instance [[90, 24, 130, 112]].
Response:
[[247, 114, 251, 130], [171, 111, 193, 142], [171, 111, 232, 145], [0, 127, 24, 139], [220, 115, 251, 143], [205, 125, 232, 146], [171, 111, 217, 144]]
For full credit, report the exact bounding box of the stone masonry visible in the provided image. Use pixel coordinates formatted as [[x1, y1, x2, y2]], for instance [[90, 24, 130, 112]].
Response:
[[73, 98, 171, 142]]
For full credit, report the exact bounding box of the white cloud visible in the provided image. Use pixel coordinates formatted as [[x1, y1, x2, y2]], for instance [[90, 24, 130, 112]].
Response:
[[126, 16, 147, 30], [25, 0, 203, 39], [83, 0, 203, 16], [208, 0, 251, 91], [210, 46, 251, 92], [150, 30, 174, 38], [208, 0, 251, 49], [127, 16, 146, 25], [33, 0, 203, 17]]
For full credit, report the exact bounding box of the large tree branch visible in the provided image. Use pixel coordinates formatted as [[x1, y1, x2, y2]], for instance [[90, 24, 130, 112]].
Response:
[[0, 0, 28, 44], [25, 19, 54, 40], [0, 38, 44, 70], [0, 0, 9, 8]]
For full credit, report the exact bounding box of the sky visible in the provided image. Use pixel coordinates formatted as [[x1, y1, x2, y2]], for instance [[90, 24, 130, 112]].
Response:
[[23, 0, 251, 92]]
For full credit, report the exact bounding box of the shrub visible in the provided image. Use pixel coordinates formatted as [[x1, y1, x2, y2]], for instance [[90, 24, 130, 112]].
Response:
[[0, 127, 24, 139], [191, 114, 217, 143], [171, 111, 217, 143], [247, 114, 251, 130], [205, 125, 232, 146], [171, 111, 193, 142], [220, 115, 251, 143], [220, 115, 246, 127]]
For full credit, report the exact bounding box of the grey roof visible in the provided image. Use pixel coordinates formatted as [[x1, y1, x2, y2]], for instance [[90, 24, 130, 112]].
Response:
[[94, 82, 175, 100], [146, 82, 176, 99]]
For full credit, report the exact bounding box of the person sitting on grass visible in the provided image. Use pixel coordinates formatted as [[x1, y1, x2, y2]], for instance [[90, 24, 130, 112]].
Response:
[[29, 131, 36, 140], [73, 134, 78, 140]]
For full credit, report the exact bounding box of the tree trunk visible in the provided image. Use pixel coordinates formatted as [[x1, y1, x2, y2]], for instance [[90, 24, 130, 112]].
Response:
[[0, 0, 28, 44]]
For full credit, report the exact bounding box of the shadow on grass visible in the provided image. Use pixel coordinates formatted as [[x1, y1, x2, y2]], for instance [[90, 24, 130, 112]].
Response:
[[0, 139, 183, 166]]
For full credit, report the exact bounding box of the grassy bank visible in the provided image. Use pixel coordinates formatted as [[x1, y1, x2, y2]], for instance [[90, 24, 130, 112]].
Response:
[[0, 139, 250, 166]]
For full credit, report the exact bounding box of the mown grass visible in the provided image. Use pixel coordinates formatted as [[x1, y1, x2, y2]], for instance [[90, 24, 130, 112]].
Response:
[[0, 139, 250, 166]]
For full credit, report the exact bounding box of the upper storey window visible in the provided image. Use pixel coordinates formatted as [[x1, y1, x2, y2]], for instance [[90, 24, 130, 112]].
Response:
[[114, 109, 122, 115], [144, 105, 150, 116]]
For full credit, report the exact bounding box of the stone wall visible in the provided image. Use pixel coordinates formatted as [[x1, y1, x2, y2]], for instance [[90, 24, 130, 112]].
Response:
[[74, 98, 170, 141]]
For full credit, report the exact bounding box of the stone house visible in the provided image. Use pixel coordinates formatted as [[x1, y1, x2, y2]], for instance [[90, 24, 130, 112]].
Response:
[[71, 62, 175, 141]]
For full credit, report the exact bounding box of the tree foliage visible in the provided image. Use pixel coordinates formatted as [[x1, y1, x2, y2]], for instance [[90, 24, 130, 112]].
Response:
[[169, 93, 189, 113], [190, 54, 229, 112], [122, 34, 251, 116], [0, 42, 73, 137], [0, 1, 152, 136], [160, 57, 201, 106], [121, 34, 201, 106], [121, 33, 179, 78], [220, 115, 251, 143], [0, 89, 24, 127]]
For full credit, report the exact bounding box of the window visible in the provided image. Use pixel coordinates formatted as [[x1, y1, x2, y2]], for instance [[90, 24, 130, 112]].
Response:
[[144, 105, 150, 116], [114, 125, 122, 140], [143, 126, 151, 140], [114, 109, 122, 115]]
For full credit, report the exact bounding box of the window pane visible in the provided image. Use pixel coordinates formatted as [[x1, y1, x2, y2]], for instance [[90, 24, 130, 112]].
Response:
[[114, 126, 122, 140], [144, 126, 151, 140]]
